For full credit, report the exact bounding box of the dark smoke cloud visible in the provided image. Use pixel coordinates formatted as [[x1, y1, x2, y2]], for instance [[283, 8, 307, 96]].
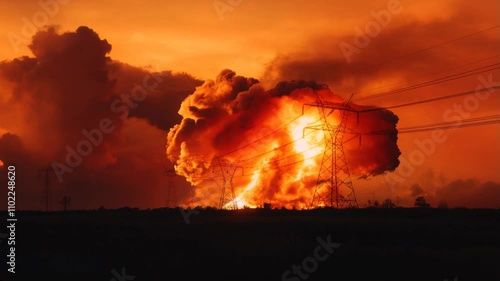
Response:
[[262, 14, 500, 95], [107, 62, 203, 131], [434, 179, 500, 208], [0, 133, 41, 209], [399, 178, 500, 209], [0, 26, 201, 210]]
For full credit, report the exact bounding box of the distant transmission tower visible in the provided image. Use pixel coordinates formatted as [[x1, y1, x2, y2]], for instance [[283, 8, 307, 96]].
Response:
[[61, 196, 71, 211], [164, 167, 178, 208], [216, 158, 241, 210], [304, 94, 359, 208], [37, 167, 52, 212]]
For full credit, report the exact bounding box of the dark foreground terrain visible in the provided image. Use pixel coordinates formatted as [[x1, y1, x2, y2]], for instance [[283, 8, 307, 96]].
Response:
[[1, 208, 500, 281]]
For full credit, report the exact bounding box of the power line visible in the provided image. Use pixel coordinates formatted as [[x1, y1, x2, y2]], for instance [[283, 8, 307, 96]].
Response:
[[400, 115, 500, 129], [216, 106, 326, 161], [367, 115, 500, 135], [241, 130, 361, 171], [237, 151, 325, 179], [239, 116, 500, 172], [350, 54, 500, 97], [192, 110, 319, 167], [241, 140, 325, 170], [271, 152, 324, 169], [359, 86, 500, 112], [190, 142, 325, 181], [354, 63, 500, 102], [238, 124, 322, 163], [194, 86, 499, 179], [398, 117, 500, 134], [191, 116, 500, 182], [217, 113, 305, 158], [399, 119, 500, 133], [355, 24, 500, 74]]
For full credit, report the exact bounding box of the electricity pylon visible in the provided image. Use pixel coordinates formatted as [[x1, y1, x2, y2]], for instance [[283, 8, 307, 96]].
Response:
[[37, 167, 52, 212], [61, 196, 71, 211], [303, 94, 359, 209], [164, 167, 178, 208], [216, 158, 241, 210]]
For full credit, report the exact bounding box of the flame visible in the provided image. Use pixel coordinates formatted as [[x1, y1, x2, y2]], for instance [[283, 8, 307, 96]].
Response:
[[290, 116, 325, 167], [233, 171, 261, 208], [221, 109, 329, 209], [0, 160, 3, 168]]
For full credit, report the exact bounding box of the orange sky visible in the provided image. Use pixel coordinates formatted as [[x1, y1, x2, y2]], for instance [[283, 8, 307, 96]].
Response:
[[0, 0, 499, 209], [3, 0, 495, 79]]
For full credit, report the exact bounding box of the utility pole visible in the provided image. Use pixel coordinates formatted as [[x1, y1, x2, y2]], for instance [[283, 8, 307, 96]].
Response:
[[37, 167, 52, 212]]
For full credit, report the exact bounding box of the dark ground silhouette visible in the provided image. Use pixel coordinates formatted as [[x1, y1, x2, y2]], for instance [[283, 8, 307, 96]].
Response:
[[2, 207, 499, 281]]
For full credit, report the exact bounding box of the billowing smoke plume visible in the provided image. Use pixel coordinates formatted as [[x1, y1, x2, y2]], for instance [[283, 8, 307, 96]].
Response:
[[0, 26, 202, 210], [167, 70, 400, 208]]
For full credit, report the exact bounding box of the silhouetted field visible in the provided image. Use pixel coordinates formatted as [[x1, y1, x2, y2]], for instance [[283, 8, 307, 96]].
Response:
[[2, 208, 500, 281]]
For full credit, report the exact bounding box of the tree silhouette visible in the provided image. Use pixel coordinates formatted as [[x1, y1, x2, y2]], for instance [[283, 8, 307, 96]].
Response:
[[381, 198, 396, 208], [414, 196, 431, 208]]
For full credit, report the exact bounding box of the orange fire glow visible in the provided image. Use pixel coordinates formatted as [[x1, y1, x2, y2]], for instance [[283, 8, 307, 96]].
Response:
[[224, 113, 327, 209], [167, 72, 400, 209]]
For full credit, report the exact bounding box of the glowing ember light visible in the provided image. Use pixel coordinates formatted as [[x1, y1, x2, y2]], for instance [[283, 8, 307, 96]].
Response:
[[0, 160, 4, 168]]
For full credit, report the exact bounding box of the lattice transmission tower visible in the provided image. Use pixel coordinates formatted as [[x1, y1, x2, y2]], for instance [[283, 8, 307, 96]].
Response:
[[37, 167, 52, 212], [61, 196, 71, 211], [215, 158, 241, 210], [304, 94, 359, 208], [164, 167, 178, 208]]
